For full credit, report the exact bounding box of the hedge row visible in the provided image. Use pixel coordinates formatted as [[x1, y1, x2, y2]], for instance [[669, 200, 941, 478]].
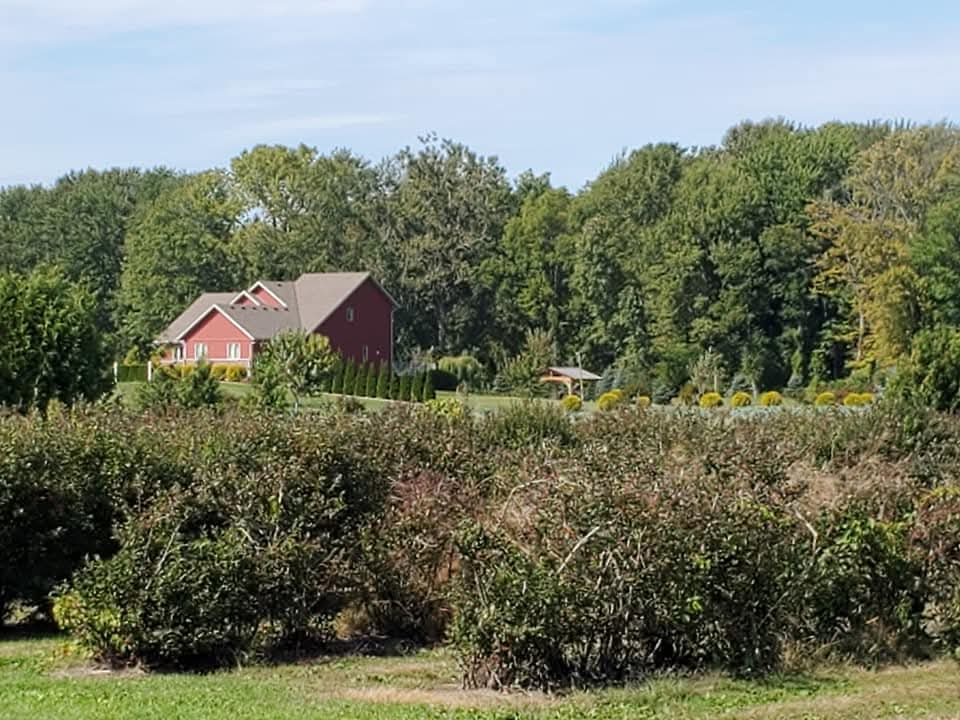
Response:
[[1, 401, 958, 684], [326, 360, 435, 402]]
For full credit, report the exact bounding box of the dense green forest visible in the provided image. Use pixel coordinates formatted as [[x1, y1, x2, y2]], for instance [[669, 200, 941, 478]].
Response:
[[3, 120, 959, 393]]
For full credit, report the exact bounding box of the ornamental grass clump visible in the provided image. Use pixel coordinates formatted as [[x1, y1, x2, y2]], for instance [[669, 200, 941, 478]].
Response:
[[815, 391, 837, 407], [731, 391, 752, 408], [699, 391, 723, 409], [843, 392, 874, 407], [635, 395, 651, 409]]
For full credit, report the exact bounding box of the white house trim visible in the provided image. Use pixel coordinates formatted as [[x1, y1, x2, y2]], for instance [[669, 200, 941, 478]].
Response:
[[173, 304, 256, 341], [230, 289, 262, 306], [247, 281, 288, 308]]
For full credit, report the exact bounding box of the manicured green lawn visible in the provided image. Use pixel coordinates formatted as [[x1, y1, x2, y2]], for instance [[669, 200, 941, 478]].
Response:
[[2, 633, 958, 720], [115, 382, 569, 414]]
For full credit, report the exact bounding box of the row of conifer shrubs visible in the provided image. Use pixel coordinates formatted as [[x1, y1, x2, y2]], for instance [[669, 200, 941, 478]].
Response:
[[323, 358, 436, 403]]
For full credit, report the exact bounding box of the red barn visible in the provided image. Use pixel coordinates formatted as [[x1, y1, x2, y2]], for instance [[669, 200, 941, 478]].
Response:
[[157, 273, 397, 369]]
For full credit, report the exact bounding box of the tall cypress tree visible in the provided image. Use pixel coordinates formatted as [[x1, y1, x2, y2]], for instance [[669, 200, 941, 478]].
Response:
[[376, 363, 390, 399], [411, 371, 424, 403], [422, 370, 436, 401], [354, 362, 368, 396], [389, 372, 399, 400], [331, 358, 344, 394], [342, 360, 356, 396], [365, 362, 377, 397], [399, 373, 411, 402]]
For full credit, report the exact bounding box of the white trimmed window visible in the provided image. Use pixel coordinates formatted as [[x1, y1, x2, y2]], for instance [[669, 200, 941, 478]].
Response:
[[346, 306, 355, 322], [174, 345, 184, 361], [227, 343, 241, 360], [194, 342, 208, 360]]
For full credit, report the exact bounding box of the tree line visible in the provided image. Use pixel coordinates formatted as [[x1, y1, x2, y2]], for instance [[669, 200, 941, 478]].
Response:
[[3, 121, 960, 393]]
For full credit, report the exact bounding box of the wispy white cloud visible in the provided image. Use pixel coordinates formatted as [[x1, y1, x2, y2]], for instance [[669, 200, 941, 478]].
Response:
[[0, 0, 368, 48], [230, 113, 397, 139]]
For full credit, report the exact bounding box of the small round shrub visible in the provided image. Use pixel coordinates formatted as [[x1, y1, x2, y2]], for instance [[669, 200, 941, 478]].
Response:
[[814, 391, 837, 406], [561, 394, 583, 413], [759, 390, 783, 407], [699, 391, 723, 409], [597, 390, 624, 412], [635, 395, 651, 409], [210, 364, 228, 381], [843, 392, 873, 407], [731, 391, 752, 408], [224, 365, 247, 383], [423, 397, 468, 419]]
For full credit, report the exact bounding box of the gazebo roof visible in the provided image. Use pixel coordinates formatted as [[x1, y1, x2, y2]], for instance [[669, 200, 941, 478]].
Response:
[[544, 366, 602, 381]]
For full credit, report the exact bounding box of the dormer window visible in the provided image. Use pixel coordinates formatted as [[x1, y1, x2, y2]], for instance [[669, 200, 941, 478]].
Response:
[[346, 306, 355, 322]]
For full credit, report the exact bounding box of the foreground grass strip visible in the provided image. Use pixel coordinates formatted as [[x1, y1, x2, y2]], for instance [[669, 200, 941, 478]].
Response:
[[1, 636, 958, 720]]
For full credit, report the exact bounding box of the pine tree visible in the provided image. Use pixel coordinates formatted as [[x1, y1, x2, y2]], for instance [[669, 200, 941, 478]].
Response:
[[376, 363, 390, 399], [411, 372, 424, 402], [399, 373, 411, 402], [422, 370, 436, 401], [354, 362, 368, 396], [365, 362, 377, 397]]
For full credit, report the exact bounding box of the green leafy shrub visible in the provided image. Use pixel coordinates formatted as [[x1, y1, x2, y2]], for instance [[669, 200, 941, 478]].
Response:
[[422, 397, 468, 419], [699, 392, 723, 409], [436, 355, 486, 391], [136, 362, 222, 411], [891, 326, 960, 412], [561, 394, 583, 413], [800, 506, 926, 663], [910, 488, 960, 659], [116, 363, 148, 383], [52, 420, 387, 668], [452, 475, 802, 689], [596, 389, 624, 412], [481, 401, 576, 449], [815, 391, 837, 406], [179, 361, 223, 408], [759, 390, 783, 407], [731, 391, 752, 407]]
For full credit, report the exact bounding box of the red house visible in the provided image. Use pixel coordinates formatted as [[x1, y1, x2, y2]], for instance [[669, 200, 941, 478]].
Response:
[[157, 272, 397, 369]]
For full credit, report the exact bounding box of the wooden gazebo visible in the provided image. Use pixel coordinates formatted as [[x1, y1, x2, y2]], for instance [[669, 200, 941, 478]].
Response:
[[540, 366, 602, 396]]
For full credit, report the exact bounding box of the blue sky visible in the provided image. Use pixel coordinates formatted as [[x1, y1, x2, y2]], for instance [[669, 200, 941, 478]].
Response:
[[2, 0, 959, 190]]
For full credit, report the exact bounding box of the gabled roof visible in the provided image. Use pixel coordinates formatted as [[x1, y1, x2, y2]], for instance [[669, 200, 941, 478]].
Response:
[[159, 292, 237, 343], [157, 272, 397, 345], [295, 272, 393, 331], [545, 366, 603, 381]]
